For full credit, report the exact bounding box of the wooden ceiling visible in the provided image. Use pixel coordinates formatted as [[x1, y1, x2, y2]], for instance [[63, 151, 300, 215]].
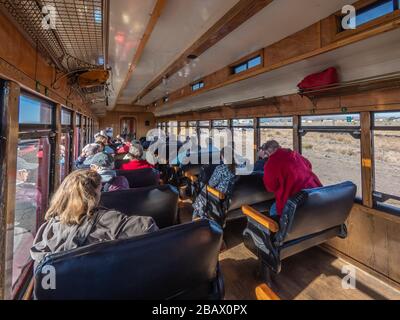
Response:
[[108, 0, 400, 116]]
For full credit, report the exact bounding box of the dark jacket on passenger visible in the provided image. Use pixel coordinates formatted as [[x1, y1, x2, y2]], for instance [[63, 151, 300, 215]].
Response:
[[30, 208, 159, 264], [98, 169, 129, 192]]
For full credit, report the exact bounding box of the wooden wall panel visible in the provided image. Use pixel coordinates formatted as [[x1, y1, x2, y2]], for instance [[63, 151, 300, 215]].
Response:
[[158, 87, 400, 122], [264, 24, 321, 66], [0, 81, 20, 300], [327, 205, 400, 286], [99, 111, 156, 139]]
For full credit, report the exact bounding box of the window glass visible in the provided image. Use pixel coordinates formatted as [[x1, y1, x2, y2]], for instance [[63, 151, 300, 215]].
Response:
[[192, 81, 204, 91], [61, 108, 72, 126], [199, 121, 210, 127], [74, 126, 81, 160], [248, 56, 262, 69], [232, 119, 254, 127], [213, 120, 229, 127], [259, 117, 293, 149], [233, 127, 255, 170], [60, 133, 70, 183], [301, 114, 360, 127], [373, 112, 400, 209], [76, 114, 81, 127], [260, 128, 293, 150], [168, 121, 178, 137], [233, 55, 262, 74], [356, 0, 395, 27], [259, 117, 293, 127], [199, 128, 210, 150], [19, 94, 52, 125], [13, 137, 50, 288]]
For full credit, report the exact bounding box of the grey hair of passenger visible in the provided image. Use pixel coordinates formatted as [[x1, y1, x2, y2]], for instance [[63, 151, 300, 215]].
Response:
[[128, 143, 144, 160]]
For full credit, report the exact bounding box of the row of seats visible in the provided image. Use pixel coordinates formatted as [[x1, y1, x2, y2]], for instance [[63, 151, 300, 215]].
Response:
[[34, 183, 225, 300], [178, 163, 357, 285], [34, 159, 357, 300]]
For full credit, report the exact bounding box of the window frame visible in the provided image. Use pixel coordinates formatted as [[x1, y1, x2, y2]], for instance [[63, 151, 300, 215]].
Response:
[[337, 0, 400, 33], [13, 91, 57, 297], [191, 81, 205, 92], [257, 116, 294, 149], [232, 55, 262, 75], [372, 111, 400, 212]]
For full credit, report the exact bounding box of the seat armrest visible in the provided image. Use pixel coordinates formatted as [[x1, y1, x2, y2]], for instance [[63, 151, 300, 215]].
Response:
[[206, 186, 226, 200], [242, 205, 280, 233], [255, 284, 280, 300]]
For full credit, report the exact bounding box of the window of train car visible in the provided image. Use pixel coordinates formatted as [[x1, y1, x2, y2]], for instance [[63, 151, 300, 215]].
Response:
[[340, 0, 399, 31], [199, 121, 210, 150], [168, 121, 178, 138], [373, 111, 400, 211], [356, 0, 398, 27], [212, 120, 230, 151], [178, 121, 188, 142], [188, 121, 197, 141], [232, 55, 262, 74], [300, 114, 362, 198], [60, 108, 72, 183], [75, 114, 82, 160], [232, 119, 255, 169], [259, 117, 293, 150], [14, 93, 55, 293]]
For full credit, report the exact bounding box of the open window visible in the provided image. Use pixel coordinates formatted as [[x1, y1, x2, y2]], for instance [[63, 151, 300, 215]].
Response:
[[373, 111, 400, 211], [300, 114, 362, 198], [258, 117, 293, 150]]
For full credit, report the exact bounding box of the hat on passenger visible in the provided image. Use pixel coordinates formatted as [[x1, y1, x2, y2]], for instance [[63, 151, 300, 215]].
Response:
[[87, 152, 114, 169], [82, 143, 102, 156]]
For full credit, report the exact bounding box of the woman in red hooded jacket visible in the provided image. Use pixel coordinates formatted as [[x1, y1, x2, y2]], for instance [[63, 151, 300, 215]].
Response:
[[121, 143, 155, 171], [262, 140, 322, 217]]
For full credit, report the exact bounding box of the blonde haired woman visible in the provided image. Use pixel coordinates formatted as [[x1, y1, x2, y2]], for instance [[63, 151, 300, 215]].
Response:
[[31, 170, 158, 264]]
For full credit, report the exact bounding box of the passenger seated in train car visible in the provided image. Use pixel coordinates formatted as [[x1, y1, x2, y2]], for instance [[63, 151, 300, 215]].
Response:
[[95, 134, 115, 155], [30, 170, 158, 265], [87, 152, 129, 192], [75, 142, 104, 169], [262, 140, 322, 217], [253, 144, 270, 172], [120, 143, 155, 171], [192, 147, 236, 220], [116, 133, 135, 155]]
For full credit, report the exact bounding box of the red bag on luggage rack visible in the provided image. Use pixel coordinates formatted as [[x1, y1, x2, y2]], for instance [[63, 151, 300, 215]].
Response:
[[297, 67, 339, 92]]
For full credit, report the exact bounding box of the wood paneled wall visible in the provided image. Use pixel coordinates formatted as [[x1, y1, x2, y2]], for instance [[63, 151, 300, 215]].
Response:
[[99, 111, 156, 139], [326, 204, 400, 288]]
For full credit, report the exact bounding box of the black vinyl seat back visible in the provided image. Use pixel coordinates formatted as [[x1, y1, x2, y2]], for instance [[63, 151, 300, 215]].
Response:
[[99, 185, 179, 228], [228, 173, 275, 212], [34, 220, 224, 300], [281, 181, 357, 243], [115, 168, 160, 188]]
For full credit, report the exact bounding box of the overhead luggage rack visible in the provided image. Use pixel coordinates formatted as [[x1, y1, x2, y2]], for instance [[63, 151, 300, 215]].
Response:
[[0, 0, 109, 104], [298, 72, 400, 101]]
